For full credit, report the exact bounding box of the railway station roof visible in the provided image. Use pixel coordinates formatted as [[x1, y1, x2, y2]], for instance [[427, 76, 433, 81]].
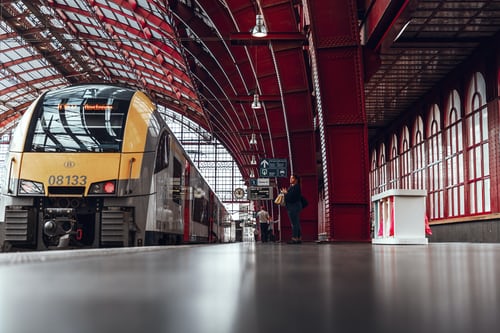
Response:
[[1, 0, 500, 178]]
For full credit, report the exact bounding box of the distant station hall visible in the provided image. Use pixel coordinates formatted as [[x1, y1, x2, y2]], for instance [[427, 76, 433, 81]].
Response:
[[1, 0, 500, 332]]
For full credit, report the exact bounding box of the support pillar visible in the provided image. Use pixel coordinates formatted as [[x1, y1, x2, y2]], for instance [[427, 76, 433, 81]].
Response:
[[306, 0, 371, 241]]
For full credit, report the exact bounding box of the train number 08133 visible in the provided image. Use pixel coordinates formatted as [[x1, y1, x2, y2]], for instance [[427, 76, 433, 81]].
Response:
[[48, 175, 87, 186]]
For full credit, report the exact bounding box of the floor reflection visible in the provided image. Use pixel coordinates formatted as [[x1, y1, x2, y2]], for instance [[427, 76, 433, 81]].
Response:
[[372, 244, 500, 333], [0, 243, 499, 333]]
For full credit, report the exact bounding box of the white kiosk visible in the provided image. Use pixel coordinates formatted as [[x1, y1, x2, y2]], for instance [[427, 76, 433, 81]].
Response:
[[371, 189, 428, 245]]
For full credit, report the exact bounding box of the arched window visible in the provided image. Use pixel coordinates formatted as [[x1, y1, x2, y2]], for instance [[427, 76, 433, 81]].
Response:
[[427, 104, 443, 218], [465, 72, 490, 214], [444, 90, 465, 217], [388, 134, 399, 189], [370, 150, 378, 197], [400, 126, 411, 189], [378, 143, 387, 193], [413, 116, 426, 189]]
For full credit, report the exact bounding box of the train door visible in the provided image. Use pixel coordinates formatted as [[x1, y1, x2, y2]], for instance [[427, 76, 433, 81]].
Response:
[[208, 191, 215, 242], [152, 131, 170, 244], [182, 160, 191, 242], [170, 156, 183, 242]]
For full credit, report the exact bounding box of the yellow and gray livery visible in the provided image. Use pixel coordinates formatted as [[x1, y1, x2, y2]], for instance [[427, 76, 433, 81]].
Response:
[[0, 84, 228, 251]]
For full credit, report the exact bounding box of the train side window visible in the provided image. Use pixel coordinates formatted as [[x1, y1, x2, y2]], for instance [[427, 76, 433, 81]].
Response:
[[172, 158, 182, 204], [154, 132, 170, 173]]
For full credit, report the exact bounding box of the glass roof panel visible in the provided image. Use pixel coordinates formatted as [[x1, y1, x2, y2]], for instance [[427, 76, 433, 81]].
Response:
[[109, 69, 126, 78], [81, 22, 108, 38], [31, 79, 67, 91], [113, 10, 140, 30], [0, 81, 12, 91], [100, 7, 119, 21], [18, 72, 37, 82], [103, 49, 118, 58], [111, 26, 128, 38], [0, 88, 16, 100], [134, 58, 146, 68], [65, 11, 93, 25], [126, 17, 141, 31], [138, 0, 159, 11], [130, 40, 153, 56], [149, 28, 163, 40], [63, 0, 86, 9]]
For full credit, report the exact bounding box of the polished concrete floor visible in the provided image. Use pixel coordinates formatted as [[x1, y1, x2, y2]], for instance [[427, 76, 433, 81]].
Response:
[[1, 241, 499, 333]]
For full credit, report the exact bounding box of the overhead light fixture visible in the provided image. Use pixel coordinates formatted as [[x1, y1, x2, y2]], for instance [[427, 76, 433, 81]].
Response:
[[251, 94, 261, 109], [249, 170, 255, 178], [249, 133, 257, 145], [251, 14, 267, 38], [394, 19, 412, 42], [251, 155, 257, 165]]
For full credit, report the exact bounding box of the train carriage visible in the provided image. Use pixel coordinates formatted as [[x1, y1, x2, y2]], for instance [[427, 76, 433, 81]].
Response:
[[0, 84, 227, 251]]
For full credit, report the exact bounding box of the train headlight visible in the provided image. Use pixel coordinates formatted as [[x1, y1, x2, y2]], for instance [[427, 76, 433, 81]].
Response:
[[89, 180, 116, 195], [18, 179, 45, 195]]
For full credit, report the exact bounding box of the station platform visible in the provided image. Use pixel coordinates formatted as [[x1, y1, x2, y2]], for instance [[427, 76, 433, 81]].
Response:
[[1, 241, 499, 333]]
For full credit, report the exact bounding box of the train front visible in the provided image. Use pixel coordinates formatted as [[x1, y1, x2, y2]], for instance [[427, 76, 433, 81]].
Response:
[[0, 84, 153, 250]]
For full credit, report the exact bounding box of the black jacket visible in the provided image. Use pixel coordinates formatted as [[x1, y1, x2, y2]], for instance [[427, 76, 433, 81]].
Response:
[[284, 183, 301, 205]]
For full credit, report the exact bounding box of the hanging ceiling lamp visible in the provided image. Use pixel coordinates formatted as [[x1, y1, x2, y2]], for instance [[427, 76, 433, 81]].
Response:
[[249, 133, 257, 145], [251, 155, 257, 165], [251, 14, 267, 38], [251, 94, 261, 109]]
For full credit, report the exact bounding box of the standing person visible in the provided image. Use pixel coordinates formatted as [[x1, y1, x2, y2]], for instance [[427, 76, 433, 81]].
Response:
[[281, 174, 303, 244], [256, 205, 270, 242]]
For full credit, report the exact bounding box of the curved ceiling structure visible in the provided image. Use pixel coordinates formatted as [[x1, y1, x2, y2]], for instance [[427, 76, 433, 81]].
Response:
[[1, 0, 500, 180], [0, 0, 311, 179]]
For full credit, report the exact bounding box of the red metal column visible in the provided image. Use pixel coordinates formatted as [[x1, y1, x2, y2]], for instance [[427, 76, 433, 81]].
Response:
[[307, 0, 371, 241], [486, 48, 500, 213], [271, 46, 319, 242], [260, 2, 318, 242]]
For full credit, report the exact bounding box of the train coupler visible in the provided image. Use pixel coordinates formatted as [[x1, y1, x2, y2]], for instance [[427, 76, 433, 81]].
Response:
[[43, 207, 76, 248]]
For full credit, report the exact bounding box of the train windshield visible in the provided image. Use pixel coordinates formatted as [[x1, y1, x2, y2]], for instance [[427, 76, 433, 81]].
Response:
[[26, 86, 133, 152]]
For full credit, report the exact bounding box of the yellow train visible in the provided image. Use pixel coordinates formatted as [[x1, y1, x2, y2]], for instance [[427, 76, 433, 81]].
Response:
[[0, 84, 228, 251]]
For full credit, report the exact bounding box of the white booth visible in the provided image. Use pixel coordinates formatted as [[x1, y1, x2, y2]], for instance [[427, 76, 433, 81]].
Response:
[[371, 189, 428, 245]]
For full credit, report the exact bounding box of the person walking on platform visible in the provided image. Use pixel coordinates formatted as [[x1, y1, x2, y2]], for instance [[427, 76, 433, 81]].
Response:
[[256, 206, 270, 242], [281, 174, 303, 244]]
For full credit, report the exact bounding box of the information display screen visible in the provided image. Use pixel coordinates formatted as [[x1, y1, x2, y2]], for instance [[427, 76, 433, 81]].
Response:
[[247, 186, 273, 200]]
